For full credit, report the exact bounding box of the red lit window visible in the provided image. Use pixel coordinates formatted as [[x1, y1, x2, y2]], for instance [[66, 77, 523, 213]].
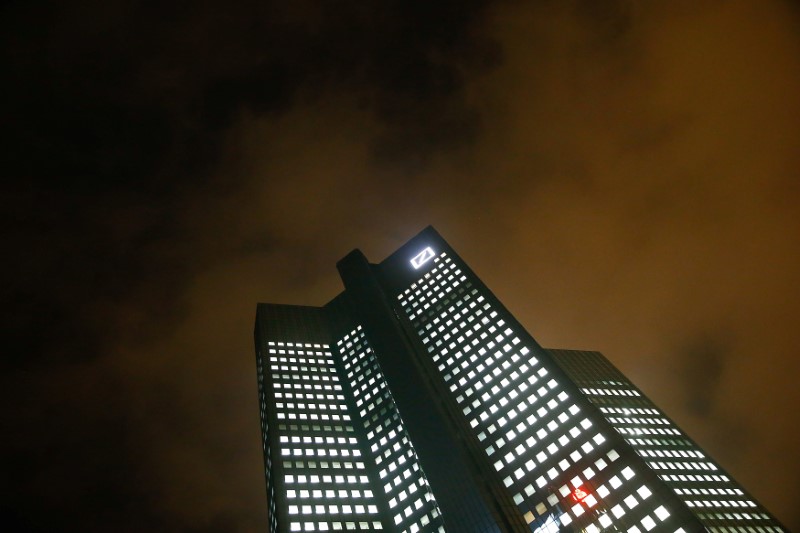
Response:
[[571, 488, 589, 502]]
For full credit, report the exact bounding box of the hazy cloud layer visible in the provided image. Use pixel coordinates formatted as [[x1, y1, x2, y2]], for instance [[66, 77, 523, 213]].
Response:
[[2, 0, 799, 530]]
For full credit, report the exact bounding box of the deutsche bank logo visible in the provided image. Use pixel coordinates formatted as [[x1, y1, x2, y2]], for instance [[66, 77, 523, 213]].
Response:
[[410, 247, 435, 269]]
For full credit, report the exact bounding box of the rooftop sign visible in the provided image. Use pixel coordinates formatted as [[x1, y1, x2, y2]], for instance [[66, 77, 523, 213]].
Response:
[[410, 247, 435, 269]]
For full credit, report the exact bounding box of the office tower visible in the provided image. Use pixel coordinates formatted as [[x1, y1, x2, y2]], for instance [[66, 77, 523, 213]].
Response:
[[255, 226, 785, 533]]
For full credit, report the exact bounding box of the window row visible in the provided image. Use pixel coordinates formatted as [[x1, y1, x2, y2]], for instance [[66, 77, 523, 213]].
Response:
[[288, 488, 374, 499], [276, 383, 343, 392], [288, 504, 379, 515], [275, 402, 347, 411], [273, 374, 341, 383], [277, 424, 354, 433], [276, 412, 351, 422], [282, 461, 366, 470], [582, 387, 641, 397], [289, 521, 383, 531], [281, 448, 362, 458], [271, 356, 335, 364], [286, 474, 369, 484]]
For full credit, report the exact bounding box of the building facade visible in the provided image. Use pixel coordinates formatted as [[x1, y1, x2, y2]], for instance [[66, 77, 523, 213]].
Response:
[[255, 227, 785, 533]]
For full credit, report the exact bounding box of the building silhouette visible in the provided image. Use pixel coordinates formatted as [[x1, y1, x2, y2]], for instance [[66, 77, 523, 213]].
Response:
[[254, 226, 785, 533]]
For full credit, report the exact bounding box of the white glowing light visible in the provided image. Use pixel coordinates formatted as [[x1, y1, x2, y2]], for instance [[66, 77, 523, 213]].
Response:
[[410, 247, 435, 269]]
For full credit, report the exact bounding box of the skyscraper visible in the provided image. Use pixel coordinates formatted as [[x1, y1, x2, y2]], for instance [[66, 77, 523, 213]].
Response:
[[254, 226, 785, 533]]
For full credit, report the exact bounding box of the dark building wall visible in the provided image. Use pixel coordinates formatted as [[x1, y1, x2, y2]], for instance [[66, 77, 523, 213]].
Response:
[[339, 248, 521, 533]]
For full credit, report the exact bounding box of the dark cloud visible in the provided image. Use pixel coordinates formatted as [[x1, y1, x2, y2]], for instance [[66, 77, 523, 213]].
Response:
[[1, 0, 498, 367], [677, 332, 730, 418], [3, 0, 800, 531]]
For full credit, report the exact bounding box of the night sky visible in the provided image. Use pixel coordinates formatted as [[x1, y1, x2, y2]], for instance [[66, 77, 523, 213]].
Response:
[[3, 1, 800, 531]]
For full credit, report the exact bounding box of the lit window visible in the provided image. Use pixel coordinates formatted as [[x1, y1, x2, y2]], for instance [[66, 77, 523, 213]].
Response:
[[624, 495, 638, 509], [641, 516, 656, 531], [654, 506, 670, 520]]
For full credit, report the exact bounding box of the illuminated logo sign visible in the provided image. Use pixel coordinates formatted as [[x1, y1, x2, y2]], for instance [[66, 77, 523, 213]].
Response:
[[571, 488, 588, 503], [410, 247, 435, 269]]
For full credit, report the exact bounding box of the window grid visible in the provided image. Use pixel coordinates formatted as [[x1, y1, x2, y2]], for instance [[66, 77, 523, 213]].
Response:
[[596, 396, 773, 529], [267, 341, 384, 532], [397, 253, 686, 533], [548, 349, 787, 532], [339, 327, 445, 533]]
